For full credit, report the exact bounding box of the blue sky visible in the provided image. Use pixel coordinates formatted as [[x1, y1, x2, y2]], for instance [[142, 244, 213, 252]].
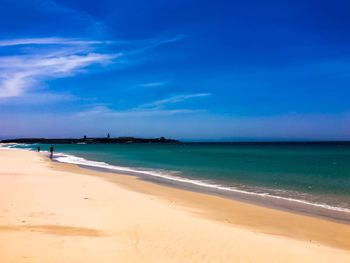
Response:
[[0, 0, 349, 140]]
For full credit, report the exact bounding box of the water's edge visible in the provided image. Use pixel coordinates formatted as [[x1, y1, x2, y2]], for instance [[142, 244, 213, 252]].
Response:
[[81, 164, 350, 224], [2, 143, 350, 224]]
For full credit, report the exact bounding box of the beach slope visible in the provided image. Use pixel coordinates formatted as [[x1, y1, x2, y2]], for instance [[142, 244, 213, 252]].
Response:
[[0, 149, 349, 262]]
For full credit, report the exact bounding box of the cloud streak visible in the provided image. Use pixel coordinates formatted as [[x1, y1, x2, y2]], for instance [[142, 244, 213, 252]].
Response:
[[74, 93, 210, 118], [0, 37, 112, 47], [0, 38, 119, 99], [0, 34, 184, 100], [75, 105, 202, 117], [138, 82, 166, 87], [140, 93, 211, 109]]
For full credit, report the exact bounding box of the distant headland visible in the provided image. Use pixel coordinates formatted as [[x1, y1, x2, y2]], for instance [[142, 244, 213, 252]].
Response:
[[0, 136, 179, 144]]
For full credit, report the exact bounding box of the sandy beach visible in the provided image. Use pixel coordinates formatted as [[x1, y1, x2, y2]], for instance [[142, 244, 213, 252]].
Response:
[[0, 148, 349, 262]]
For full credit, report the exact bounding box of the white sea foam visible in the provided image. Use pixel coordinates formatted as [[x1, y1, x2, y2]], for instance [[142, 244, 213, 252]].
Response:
[[0, 143, 32, 149]]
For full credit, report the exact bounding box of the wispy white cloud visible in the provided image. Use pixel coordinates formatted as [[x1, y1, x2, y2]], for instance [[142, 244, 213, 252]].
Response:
[[74, 92, 210, 118], [140, 93, 211, 109], [0, 34, 184, 100], [0, 37, 112, 47], [125, 34, 185, 55], [75, 105, 203, 117], [0, 38, 119, 99], [138, 82, 166, 87], [147, 34, 185, 47]]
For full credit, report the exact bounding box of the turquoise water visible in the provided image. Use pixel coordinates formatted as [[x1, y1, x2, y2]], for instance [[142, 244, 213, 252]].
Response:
[[6, 142, 350, 213]]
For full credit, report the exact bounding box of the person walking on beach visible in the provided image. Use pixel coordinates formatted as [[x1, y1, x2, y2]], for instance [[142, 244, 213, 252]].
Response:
[[37, 146, 41, 152], [49, 145, 54, 159]]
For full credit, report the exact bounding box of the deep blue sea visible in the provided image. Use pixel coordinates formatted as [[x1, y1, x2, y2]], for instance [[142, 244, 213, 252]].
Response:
[[3, 142, 350, 216]]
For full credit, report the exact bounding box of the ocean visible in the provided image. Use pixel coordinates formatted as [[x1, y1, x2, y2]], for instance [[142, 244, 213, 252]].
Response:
[[3, 142, 350, 221]]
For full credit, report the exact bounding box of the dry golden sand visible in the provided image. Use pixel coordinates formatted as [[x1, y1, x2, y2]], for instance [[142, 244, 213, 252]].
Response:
[[0, 149, 349, 262]]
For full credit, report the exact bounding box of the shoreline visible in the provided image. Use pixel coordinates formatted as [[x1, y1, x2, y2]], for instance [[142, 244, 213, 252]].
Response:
[[79, 163, 350, 225], [1, 148, 350, 262], [3, 142, 350, 221], [43, 147, 350, 224], [46, 151, 350, 251]]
